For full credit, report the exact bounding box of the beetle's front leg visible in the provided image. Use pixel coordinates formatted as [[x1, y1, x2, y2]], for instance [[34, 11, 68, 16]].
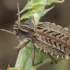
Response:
[[15, 40, 30, 51]]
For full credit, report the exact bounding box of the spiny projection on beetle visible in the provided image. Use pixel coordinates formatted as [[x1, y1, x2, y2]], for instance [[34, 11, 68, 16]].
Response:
[[0, 3, 70, 65]]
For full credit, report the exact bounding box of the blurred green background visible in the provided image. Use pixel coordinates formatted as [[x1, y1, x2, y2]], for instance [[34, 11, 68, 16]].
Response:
[[0, 0, 70, 70]]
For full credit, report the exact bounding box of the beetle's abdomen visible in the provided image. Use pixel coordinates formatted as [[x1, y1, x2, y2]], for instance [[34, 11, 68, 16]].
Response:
[[32, 22, 70, 59], [32, 36, 66, 58]]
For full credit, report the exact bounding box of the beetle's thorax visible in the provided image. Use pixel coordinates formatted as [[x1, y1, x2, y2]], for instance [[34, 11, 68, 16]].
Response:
[[13, 20, 34, 40]]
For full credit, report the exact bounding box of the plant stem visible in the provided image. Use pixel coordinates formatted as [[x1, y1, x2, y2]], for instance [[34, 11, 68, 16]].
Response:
[[33, 0, 47, 25]]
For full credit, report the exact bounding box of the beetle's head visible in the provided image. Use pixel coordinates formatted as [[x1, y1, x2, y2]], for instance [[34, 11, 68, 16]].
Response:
[[13, 18, 34, 41]]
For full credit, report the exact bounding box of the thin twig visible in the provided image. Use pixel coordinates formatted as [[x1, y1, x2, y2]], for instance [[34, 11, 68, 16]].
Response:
[[33, 0, 47, 25]]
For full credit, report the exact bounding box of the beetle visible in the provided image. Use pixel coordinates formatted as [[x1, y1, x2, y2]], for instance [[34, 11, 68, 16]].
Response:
[[0, 3, 70, 66], [13, 3, 70, 65]]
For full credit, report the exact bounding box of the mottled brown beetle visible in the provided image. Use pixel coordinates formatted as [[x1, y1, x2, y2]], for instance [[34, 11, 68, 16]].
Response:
[[1, 3, 70, 66], [13, 3, 70, 65]]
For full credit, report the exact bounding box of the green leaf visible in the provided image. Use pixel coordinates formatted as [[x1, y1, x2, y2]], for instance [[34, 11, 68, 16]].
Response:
[[19, 0, 57, 14], [20, 11, 34, 20], [42, 5, 55, 16], [31, 0, 40, 3], [20, 2, 46, 20], [19, 2, 46, 14]]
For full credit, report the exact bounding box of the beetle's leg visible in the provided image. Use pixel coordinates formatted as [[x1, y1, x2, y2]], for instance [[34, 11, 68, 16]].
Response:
[[15, 40, 30, 51], [47, 53, 58, 64], [32, 45, 35, 66]]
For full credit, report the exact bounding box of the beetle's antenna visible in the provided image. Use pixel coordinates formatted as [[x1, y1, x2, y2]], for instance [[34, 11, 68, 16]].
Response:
[[17, 3, 20, 25], [0, 29, 15, 34], [0, 3, 20, 34]]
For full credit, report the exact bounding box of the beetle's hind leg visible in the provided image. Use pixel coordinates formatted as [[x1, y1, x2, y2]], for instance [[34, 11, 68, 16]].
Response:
[[31, 46, 58, 66], [31, 45, 35, 66], [47, 53, 58, 64]]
